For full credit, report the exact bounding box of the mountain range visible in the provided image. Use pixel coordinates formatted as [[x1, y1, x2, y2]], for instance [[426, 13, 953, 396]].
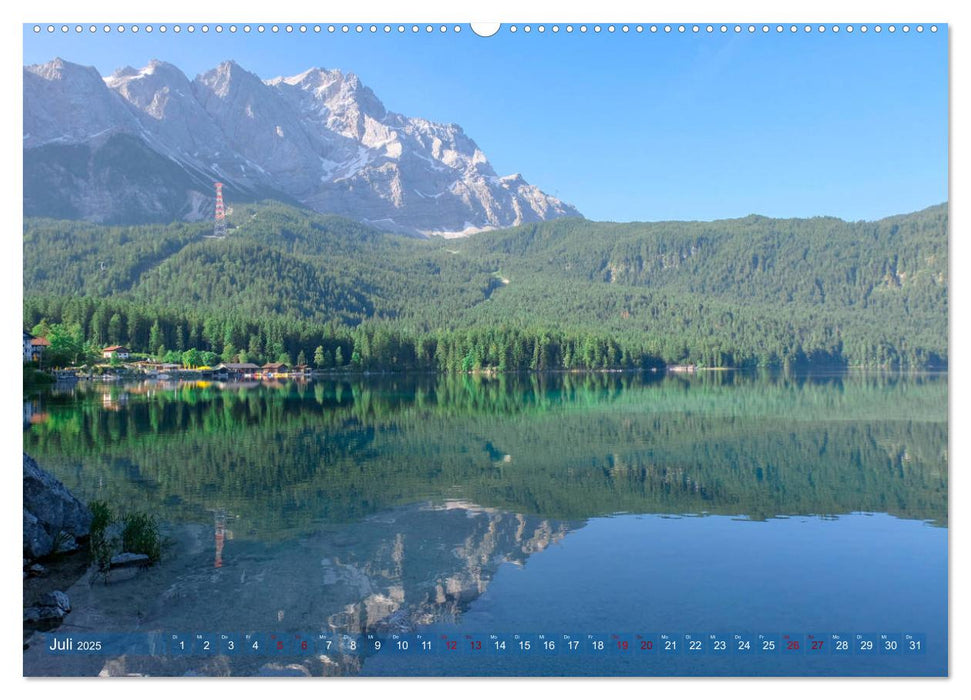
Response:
[[23, 58, 580, 236]]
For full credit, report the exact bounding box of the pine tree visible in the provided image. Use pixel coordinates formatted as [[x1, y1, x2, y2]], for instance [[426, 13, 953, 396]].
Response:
[[149, 321, 163, 354], [108, 313, 123, 345]]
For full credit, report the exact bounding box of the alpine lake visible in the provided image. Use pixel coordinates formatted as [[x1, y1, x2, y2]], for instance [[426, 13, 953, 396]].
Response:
[[22, 370, 947, 676]]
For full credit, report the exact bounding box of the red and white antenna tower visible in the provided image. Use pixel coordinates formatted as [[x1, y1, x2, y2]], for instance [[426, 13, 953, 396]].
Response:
[[213, 182, 227, 238]]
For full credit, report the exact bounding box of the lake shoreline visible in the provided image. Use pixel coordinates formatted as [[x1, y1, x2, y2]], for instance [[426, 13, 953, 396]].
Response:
[[31, 363, 947, 388]]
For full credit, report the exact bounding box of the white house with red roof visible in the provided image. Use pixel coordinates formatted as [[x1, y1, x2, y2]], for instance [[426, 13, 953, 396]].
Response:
[[102, 345, 131, 360]]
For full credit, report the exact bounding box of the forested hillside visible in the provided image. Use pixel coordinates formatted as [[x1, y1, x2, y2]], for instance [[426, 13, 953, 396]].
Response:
[[23, 201, 948, 371]]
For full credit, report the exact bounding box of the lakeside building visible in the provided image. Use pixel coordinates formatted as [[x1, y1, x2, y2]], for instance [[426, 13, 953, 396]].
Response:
[[102, 345, 131, 360], [134, 361, 182, 373], [261, 362, 290, 377], [23, 331, 50, 362], [214, 362, 261, 378]]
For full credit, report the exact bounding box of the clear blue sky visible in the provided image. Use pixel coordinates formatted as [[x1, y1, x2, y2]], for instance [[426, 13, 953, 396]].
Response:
[[23, 23, 948, 222]]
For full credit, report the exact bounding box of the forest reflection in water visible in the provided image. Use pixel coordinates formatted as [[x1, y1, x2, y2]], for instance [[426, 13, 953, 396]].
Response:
[[25, 370, 948, 534]]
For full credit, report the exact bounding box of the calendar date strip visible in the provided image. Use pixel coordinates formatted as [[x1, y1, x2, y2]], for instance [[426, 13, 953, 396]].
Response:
[[43, 632, 926, 657]]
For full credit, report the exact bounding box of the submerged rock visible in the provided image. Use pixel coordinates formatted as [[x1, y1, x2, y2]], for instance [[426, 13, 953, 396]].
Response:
[[103, 552, 153, 582], [23, 453, 92, 560], [110, 552, 151, 568]]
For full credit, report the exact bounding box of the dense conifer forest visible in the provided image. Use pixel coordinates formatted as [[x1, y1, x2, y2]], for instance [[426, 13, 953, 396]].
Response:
[[23, 201, 947, 371]]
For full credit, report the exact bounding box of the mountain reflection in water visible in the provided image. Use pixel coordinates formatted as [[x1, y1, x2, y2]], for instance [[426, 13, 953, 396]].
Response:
[[24, 500, 576, 676]]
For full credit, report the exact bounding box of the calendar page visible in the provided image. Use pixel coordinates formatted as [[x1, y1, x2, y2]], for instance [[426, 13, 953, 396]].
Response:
[[21, 16, 948, 680]]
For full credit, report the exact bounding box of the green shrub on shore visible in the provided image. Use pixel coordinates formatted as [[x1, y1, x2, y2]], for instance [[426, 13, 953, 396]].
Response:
[[86, 500, 164, 572], [88, 500, 115, 572], [121, 512, 162, 563], [90, 500, 113, 534]]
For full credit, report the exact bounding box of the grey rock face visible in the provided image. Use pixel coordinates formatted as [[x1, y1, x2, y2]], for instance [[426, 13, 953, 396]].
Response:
[[24, 58, 581, 235], [23, 453, 93, 559], [23, 508, 53, 560], [24, 58, 139, 149]]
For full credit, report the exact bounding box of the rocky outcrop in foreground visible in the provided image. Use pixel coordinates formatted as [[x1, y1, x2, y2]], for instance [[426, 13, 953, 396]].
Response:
[[23, 453, 92, 560], [24, 590, 72, 626]]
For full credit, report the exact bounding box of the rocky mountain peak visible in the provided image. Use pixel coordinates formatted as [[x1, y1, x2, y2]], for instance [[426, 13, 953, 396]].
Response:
[[105, 60, 194, 107], [26, 57, 100, 83], [195, 59, 266, 99], [24, 57, 582, 235], [24, 58, 138, 149], [273, 66, 342, 89], [273, 66, 388, 125]]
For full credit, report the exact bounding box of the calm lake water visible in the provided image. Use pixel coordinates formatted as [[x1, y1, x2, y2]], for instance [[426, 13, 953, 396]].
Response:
[[22, 371, 947, 676]]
